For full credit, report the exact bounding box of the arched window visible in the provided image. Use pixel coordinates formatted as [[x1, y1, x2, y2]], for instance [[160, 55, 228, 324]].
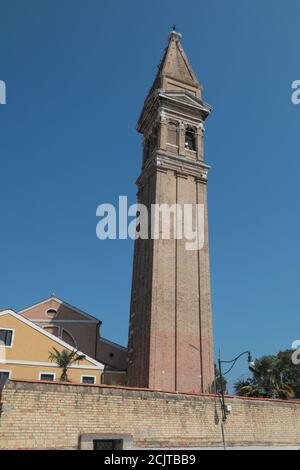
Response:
[[149, 126, 158, 156], [43, 325, 59, 337], [61, 328, 77, 348], [143, 138, 150, 164], [46, 308, 58, 319], [185, 126, 196, 151], [167, 121, 178, 146]]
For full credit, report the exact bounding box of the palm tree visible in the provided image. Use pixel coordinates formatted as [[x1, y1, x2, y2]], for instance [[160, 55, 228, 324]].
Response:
[[234, 353, 297, 399], [49, 347, 85, 382], [271, 382, 295, 400], [234, 379, 261, 398]]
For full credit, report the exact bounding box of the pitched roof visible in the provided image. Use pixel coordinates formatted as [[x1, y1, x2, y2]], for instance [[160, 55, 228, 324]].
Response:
[[19, 295, 102, 324], [147, 30, 201, 99]]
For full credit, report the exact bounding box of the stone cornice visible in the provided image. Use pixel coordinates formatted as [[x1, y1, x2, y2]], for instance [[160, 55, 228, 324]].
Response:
[[159, 90, 212, 116], [137, 90, 211, 135], [136, 151, 210, 188]]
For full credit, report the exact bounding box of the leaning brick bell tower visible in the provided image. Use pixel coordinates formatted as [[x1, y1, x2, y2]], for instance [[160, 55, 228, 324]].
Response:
[[127, 29, 215, 393]]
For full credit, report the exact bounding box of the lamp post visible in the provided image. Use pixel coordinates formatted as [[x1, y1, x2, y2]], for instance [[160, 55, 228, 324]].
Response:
[[218, 350, 255, 423], [217, 349, 255, 450]]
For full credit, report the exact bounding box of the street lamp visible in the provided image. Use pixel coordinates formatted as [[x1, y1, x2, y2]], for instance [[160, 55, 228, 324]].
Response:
[[218, 350, 254, 423]]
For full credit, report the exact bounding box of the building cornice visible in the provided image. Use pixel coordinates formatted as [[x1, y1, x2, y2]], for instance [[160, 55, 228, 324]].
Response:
[[136, 151, 210, 189]]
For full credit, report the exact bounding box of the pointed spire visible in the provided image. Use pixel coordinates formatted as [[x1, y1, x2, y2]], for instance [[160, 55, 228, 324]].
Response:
[[147, 28, 202, 100]]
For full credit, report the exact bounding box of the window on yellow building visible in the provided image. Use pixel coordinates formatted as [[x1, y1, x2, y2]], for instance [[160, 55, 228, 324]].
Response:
[[0, 329, 13, 346], [81, 375, 96, 385], [39, 373, 55, 381], [0, 371, 11, 383]]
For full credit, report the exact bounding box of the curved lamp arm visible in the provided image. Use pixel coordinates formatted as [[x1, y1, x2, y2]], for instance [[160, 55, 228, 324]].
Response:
[[220, 351, 253, 376]]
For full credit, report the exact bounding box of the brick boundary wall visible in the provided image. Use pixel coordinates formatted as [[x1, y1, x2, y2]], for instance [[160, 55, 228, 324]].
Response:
[[0, 380, 300, 449]]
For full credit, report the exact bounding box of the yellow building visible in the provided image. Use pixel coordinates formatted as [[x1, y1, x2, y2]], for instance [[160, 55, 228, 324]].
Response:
[[0, 309, 104, 384]]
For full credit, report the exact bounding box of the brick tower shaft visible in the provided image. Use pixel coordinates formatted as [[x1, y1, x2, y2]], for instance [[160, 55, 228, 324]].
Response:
[[127, 30, 215, 393]]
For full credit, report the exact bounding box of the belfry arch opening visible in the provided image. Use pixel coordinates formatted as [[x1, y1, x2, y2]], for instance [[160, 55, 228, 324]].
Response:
[[185, 126, 196, 151]]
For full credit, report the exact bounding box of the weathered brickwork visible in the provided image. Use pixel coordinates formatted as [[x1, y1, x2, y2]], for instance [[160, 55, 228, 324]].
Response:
[[0, 380, 299, 449], [127, 30, 215, 394]]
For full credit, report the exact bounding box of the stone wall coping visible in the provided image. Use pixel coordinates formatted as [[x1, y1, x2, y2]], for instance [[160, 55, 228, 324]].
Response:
[[2, 378, 300, 406]]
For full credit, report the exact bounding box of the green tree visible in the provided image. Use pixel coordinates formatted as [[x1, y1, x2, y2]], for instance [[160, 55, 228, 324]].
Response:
[[234, 350, 299, 399], [49, 348, 85, 382], [234, 379, 261, 398], [276, 350, 300, 397]]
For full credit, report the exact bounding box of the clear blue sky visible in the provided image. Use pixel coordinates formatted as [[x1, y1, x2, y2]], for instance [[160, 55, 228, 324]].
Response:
[[1, 0, 300, 389]]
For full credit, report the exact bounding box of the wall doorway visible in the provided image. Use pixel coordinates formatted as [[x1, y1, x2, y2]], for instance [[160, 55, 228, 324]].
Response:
[[93, 439, 123, 450]]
